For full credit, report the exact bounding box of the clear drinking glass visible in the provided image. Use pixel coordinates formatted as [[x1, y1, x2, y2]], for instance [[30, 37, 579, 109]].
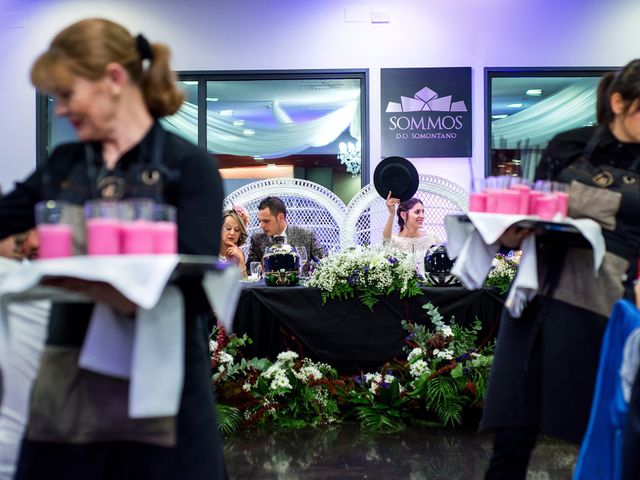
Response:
[[152, 204, 177, 254], [296, 246, 308, 275], [249, 261, 262, 280]]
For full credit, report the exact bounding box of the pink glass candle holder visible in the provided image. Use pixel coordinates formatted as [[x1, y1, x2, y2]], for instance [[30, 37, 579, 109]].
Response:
[[85, 200, 120, 255], [37, 224, 73, 259], [121, 221, 154, 254], [556, 192, 569, 217], [118, 199, 155, 254], [152, 204, 178, 254], [535, 194, 558, 220], [485, 189, 501, 213], [496, 189, 521, 214], [528, 191, 545, 215], [468, 192, 487, 212], [35, 200, 73, 259], [511, 184, 532, 215]]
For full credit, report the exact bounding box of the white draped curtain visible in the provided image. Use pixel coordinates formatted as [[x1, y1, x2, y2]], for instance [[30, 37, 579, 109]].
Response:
[[161, 98, 360, 159], [491, 77, 599, 178], [491, 77, 598, 150]]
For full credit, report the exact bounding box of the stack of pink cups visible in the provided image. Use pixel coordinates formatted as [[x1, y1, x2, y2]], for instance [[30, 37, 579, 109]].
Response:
[[85, 199, 178, 256], [468, 176, 569, 220]]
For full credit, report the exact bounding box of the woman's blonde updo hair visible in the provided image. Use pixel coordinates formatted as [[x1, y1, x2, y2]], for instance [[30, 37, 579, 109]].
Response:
[[30, 18, 184, 117], [222, 209, 249, 246]]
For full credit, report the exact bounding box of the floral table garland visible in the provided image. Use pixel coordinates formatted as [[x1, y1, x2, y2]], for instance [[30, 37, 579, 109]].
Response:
[[305, 246, 422, 309], [211, 250, 519, 435], [212, 302, 495, 435]]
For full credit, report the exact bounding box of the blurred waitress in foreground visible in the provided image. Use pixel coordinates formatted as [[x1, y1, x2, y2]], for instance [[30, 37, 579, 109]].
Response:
[[0, 18, 228, 479], [482, 60, 640, 479]]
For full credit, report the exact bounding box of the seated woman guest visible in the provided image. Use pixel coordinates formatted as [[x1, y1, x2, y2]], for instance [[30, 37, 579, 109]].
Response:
[[220, 206, 249, 278], [383, 192, 442, 274]]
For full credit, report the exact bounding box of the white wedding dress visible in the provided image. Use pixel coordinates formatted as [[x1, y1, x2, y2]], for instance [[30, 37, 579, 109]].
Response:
[[384, 232, 442, 276]]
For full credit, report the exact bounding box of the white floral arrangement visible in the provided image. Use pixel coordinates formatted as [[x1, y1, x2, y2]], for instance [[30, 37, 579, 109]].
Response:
[[306, 246, 422, 309], [484, 250, 521, 294]]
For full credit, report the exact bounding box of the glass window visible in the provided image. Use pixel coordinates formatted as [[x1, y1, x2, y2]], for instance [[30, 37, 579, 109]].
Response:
[[159, 80, 200, 144], [486, 68, 613, 179], [38, 72, 368, 205]]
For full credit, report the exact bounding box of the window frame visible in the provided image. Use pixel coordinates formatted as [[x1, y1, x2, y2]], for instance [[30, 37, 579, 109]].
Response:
[[484, 66, 615, 177]]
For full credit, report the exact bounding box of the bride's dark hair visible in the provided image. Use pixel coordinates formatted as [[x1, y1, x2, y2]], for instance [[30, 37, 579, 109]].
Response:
[[396, 198, 423, 232]]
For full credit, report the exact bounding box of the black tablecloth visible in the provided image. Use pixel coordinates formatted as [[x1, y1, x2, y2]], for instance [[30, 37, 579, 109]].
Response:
[[232, 284, 504, 374]]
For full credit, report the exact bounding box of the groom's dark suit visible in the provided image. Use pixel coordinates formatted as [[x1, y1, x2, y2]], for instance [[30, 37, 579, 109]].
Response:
[[246, 225, 324, 271]]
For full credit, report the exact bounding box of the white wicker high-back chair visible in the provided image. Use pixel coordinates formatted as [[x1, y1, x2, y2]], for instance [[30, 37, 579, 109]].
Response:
[[223, 178, 347, 255], [340, 174, 468, 249]]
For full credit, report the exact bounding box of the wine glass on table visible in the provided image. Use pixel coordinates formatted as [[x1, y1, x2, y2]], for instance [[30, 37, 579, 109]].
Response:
[[296, 246, 308, 278]]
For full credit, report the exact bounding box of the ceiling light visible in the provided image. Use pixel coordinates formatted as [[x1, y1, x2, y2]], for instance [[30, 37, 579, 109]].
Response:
[[233, 120, 245, 126], [266, 163, 277, 168], [206, 97, 219, 102], [507, 103, 523, 108], [220, 110, 234, 116], [492, 114, 508, 119], [526, 89, 543, 96], [253, 156, 264, 161], [243, 128, 255, 136], [182, 81, 198, 86]]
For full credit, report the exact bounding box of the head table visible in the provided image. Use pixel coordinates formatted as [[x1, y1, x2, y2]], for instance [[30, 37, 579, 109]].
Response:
[[232, 282, 504, 374]]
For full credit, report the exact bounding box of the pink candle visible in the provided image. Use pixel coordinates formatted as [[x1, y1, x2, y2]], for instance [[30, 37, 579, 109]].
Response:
[[535, 194, 558, 220], [485, 189, 500, 213], [37, 224, 73, 259], [152, 221, 178, 254], [511, 184, 531, 215], [556, 192, 569, 217], [468, 192, 487, 212], [496, 190, 521, 214], [121, 220, 154, 254], [529, 191, 545, 215], [87, 218, 121, 255]]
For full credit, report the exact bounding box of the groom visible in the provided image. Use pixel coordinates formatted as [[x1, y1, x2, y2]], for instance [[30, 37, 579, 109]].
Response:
[[246, 196, 324, 272]]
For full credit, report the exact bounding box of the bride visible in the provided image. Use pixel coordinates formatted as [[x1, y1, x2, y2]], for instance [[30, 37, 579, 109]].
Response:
[[383, 192, 441, 275]]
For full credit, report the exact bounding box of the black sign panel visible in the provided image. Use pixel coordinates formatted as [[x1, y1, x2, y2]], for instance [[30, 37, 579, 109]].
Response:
[[381, 67, 472, 158]]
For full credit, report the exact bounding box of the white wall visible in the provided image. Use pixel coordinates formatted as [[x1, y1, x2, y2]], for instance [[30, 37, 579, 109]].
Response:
[[1, 0, 640, 193]]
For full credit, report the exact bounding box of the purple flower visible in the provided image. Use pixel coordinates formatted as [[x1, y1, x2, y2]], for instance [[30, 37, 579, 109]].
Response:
[[388, 257, 398, 265]]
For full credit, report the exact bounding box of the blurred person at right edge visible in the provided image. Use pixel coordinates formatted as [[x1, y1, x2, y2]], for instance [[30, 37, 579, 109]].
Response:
[[481, 59, 640, 479]]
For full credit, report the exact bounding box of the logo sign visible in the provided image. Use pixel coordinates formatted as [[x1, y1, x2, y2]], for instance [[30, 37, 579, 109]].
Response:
[[381, 67, 472, 158]]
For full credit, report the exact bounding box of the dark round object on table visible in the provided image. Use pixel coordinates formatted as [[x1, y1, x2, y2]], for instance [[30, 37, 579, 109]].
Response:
[[373, 156, 419, 202], [424, 244, 460, 286], [263, 240, 300, 286]]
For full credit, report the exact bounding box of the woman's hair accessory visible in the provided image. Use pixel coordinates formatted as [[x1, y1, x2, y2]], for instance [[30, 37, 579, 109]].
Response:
[[232, 204, 250, 227], [135, 34, 154, 71]]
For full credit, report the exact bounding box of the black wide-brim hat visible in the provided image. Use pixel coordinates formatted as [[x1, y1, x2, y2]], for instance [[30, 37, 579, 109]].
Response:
[[373, 156, 419, 202]]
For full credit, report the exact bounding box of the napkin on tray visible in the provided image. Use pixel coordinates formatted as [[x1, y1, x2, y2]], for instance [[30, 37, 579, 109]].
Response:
[[0, 255, 186, 418], [446, 213, 605, 318]]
